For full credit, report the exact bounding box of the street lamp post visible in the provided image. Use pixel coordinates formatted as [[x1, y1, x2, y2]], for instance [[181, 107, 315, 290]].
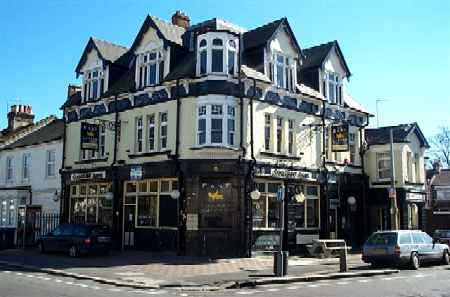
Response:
[[389, 128, 399, 230]]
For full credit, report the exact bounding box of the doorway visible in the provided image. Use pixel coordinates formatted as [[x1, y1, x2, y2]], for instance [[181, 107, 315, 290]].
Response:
[[123, 204, 136, 249]]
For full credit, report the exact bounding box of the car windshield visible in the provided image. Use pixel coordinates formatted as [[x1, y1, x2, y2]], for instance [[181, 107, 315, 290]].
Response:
[[367, 232, 397, 245]]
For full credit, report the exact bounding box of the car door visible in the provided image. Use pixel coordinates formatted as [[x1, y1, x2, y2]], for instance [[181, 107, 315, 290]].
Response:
[[45, 226, 62, 252], [411, 232, 426, 260], [60, 224, 75, 252], [422, 232, 441, 260]]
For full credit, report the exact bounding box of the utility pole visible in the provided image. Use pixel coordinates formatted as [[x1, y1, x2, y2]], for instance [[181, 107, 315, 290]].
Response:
[[389, 128, 399, 230]]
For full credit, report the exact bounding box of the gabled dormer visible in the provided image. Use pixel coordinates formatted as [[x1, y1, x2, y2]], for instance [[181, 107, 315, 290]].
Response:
[[299, 40, 351, 105], [243, 18, 302, 93], [75, 37, 128, 103], [128, 14, 186, 90]]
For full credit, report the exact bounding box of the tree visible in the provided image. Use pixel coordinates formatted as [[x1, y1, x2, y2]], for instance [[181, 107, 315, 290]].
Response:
[[430, 126, 450, 168]]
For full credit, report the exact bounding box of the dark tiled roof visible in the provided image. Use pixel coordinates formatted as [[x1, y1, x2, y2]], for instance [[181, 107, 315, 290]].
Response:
[[243, 18, 284, 51], [61, 91, 82, 109], [103, 70, 136, 97], [432, 170, 450, 186], [164, 53, 196, 81], [150, 16, 185, 45], [300, 41, 335, 70], [2, 119, 64, 150], [365, 123, 430, 148], [300, 40, 351, 77]]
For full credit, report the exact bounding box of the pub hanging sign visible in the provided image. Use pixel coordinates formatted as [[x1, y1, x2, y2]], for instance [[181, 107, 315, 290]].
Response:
[[80, 122, 99, 150], [331, 124, 349, 152]]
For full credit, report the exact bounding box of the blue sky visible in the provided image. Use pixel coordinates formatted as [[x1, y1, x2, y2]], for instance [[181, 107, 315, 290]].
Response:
[[1, 0, 449, 138]]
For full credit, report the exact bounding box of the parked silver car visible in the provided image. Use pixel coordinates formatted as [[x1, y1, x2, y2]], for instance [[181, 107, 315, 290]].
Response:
[[362, 230, 450, 269]]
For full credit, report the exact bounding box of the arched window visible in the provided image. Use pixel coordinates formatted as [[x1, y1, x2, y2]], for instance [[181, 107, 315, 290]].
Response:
[[199, 39, 207, 75], [211, 38, 224, 73]]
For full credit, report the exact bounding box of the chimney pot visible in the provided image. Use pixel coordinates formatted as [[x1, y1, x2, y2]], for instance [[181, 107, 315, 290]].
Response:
[[171, 10, 190, 29]]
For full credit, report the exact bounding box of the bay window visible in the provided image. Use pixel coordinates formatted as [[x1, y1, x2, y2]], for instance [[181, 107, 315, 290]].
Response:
[[83, 68, 104, 101], [196, 101, 236, 147], [197, 33, 238, 76], [137, 50, 164, 89]]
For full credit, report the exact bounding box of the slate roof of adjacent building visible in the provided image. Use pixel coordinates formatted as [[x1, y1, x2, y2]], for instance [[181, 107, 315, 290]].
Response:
[[365, 123, 430, 148], [243, 18, 283, 51], [2, 118, 64, 150], [431, 169, 450, 186], [300, 40, 351, 77]]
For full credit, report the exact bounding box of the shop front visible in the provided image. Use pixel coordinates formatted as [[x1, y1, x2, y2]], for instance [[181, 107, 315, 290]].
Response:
[[251, 165, 321, 255], [122, 178, 179, 251]]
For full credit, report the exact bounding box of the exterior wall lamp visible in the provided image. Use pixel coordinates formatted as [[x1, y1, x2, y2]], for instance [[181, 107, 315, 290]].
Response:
[[170, 190, 181, 200], [53, 190, 60, 202], [250, 188, 261, 200], [347, 196, 357, 212]]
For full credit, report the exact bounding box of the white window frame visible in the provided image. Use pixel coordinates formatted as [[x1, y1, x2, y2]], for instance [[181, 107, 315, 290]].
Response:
[[196, 33, 238, 76], [377, 151, 391, 180], [323, 72, 342, 105], [135, 116, 144, 153], [22, 153, 31, 181], [147, 114, 156, 152], [252, 181, 283, 230], [288, 120, 294, 155], [264, 114, 271, 152], [276, 116, 283, 153], [6, 156, 14, 182], [46, 150, 56, 178], [159, 112, 168, 150], [195, 97, 236, 147], [83, 67, 104, 102], [0, 198, 16, 228], [136, 49, 164, 89], [271, 52, 296, 91]]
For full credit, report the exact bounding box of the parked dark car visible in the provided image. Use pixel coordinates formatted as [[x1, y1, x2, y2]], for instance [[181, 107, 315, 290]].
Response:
[[37, 224, 111, 257], [362, 230, 450, 269], [434, 229, 450, 246]]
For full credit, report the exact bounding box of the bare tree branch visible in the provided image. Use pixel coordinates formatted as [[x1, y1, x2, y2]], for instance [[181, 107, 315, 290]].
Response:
[[429, 126, 450, 168]]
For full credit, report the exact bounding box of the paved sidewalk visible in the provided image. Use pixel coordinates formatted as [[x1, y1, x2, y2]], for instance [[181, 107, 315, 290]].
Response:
[[0, 249, 394, 290]]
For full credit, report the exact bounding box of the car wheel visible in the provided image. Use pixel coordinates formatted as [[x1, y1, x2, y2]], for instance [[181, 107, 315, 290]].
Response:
[[442, 250, 450, 265], [37, 242, 45, 254], [69, 245, 79, 258], [410, 252, 420, 270]]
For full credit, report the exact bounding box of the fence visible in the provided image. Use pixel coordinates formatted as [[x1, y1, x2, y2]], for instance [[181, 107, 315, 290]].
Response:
[[16, 212, 60, 247]]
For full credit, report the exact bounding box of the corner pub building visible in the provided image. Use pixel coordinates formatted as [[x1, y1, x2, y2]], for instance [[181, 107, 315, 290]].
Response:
[[60, 11, 370, 257]]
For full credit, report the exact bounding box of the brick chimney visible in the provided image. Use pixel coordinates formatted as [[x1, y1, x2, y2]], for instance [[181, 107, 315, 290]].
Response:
[[171, 10, 190, 29], [67, 84, 81, 99], [7, 104, 35, 131]]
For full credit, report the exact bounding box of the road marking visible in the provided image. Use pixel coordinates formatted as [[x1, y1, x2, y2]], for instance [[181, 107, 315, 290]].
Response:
[[15, 272, 23, 276], [307, 284, 320, 288], [414, 274, 426, 278], [381, 277, 394, 281], [77, 283, 89, 288], [54, 279, 63, 283], [180, 294, 188, 297], [65, 281, 74, 285], [286, 286, 301, 290], [25, 274, 34, 278], [108, 288, 122, 292], [336, 281, 350, 285], [90, 286, 101, 290], [42, 277, 51, 281], [266, 288, 280, 292], [357, 279, 371, 283], [143, 291, 168, 295], [3, 270, 11, 273], [236, 291, 261, 295]]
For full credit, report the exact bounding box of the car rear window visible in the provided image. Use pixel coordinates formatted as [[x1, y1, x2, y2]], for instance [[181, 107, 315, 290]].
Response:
[[367, 232, 397, 245], [435, 230, 450, 238], [89, 226, 110, 236]]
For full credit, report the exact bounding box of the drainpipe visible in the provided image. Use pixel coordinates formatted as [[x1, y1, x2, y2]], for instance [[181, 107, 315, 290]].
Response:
[[60, 114, 67, 223], [174, 79, 186, 255], [321, 100, 329, 238], [111, 94, 120, 250]]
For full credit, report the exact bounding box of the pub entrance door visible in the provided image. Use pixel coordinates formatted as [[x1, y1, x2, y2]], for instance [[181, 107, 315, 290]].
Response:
[[123, 204, 136, 249]]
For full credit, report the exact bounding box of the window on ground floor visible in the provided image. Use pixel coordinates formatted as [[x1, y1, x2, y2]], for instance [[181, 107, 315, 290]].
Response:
[[125, 178, 178, 228], [287, 184, 320, 229], [252, 181, 283, 229]]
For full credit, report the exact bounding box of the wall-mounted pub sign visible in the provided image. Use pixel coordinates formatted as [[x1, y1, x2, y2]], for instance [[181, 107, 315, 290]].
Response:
[[331, 124, 349, 152], [80, 122, 99, 150]]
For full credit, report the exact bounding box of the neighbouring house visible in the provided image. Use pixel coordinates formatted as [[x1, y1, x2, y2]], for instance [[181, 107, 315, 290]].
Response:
[[364, 123, 429, 234], [426, 163, 450, 233], [60, 11, 370, 257], [0, 105, 63, 248]]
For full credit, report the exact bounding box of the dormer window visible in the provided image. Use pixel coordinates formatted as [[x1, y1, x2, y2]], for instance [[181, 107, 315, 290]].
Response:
[[83, 68, 104, 102], [137, 50, 164, 89], [196, 33, 238, 77], [269, 53, 296, 92], [323, 72, 343, 105]]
